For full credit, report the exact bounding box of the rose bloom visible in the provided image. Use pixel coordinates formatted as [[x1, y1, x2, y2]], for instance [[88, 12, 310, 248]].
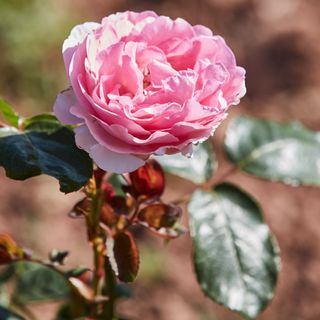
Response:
[[54, 11, 246, 173]]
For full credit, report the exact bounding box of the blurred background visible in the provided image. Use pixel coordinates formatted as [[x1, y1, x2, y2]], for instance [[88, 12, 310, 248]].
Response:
[[1, 0, 320, 319]]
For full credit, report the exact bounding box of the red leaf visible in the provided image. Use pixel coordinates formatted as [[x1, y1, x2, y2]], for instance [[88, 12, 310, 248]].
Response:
[[0, 234, 24, 264], [138, 203, 182, 230], [101, 181, 116, 202], [113, 231, 139, 283]]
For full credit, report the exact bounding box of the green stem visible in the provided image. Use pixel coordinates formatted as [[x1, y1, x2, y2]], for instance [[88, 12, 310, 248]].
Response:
[[87, 177, 118, 319], [90, 192, 104, 298], [103, 258, 117, 319]]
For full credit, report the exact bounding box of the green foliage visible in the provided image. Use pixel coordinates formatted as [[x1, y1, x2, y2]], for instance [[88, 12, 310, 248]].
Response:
[[156, 141, 215, 184], [225, 115, 320, 186], [22, 113, 63, 133], [108, 174, 127, 196], [0, 122, 93, 193], [0, 99, 20, 127], [0, 0, 74, 109], [0, 305, 24, 320], [13, 262, 70, 304], [188, 183, 280, 319]]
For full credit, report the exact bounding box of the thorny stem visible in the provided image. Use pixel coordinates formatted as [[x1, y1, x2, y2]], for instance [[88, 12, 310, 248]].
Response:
[[90, 189, 104, 298], [87, 176, 117, 319]]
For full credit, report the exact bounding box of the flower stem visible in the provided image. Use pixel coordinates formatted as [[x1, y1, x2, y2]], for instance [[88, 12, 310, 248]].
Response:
[[87, 176, 117, 319], [87, 178, 106, 316], [103, 258, 117, 319]]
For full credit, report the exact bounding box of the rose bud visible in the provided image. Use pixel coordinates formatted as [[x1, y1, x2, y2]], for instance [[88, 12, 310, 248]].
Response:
[[100, 181, 115, 203], [129, 160, 165, 199], [93, 168, 106, 187]]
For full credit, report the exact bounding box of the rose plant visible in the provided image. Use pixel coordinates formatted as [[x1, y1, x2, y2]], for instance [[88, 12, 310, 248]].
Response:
[[0, 10, 319, 320]]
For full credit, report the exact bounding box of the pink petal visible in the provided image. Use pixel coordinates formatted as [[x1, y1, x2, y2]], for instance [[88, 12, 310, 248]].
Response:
[[53, 87, 82, 125], [74, 125, 97, 151], [148, 60, 177, 86], [63, 22, 100, 74], [90, 145, 145, 173]]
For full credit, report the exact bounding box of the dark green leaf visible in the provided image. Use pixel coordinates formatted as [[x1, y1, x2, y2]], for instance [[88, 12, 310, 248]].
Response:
[[155, 141, 215, 184], [0, 127, 93, 193], [188, 183, 280, 319], [13, 262, 70, 303], [0, 265, 15, 284], [66, 267, 90, 278], [0, 99, 20, 128], [225, 115, 320, 186], [0, 305, 24, 319]]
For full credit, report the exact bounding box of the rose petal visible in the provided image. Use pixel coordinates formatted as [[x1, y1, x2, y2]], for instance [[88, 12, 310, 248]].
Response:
[[90, 145, 145, 173], [63, 22, 100, 73], [53, 87, 82, 125]]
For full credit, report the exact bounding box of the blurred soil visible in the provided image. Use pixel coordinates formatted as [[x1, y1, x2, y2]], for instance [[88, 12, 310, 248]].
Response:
[[1, 0, 320, 319]]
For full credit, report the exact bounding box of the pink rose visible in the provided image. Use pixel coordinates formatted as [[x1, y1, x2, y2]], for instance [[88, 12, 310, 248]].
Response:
[[54, 11, 246, 173]]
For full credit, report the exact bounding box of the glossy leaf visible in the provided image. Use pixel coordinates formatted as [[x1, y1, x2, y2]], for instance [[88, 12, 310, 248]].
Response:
[[129, 159, 165, 199], [112, 231, 139, 283], [0, 306, 24, 320], [188, 184, 279, 319], [155, 141, 215, 184], [138, 203, 182, 230], [225, 115, 320, 186], [0, 99, 20, 127], [0, 127, 93, 193], [13, 262, 70, 303]]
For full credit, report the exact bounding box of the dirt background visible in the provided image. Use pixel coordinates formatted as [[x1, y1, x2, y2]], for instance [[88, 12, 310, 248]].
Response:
[[1, 0, 320, 319]]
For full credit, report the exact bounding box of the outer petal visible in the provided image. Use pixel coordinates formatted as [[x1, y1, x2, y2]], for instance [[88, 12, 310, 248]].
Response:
[[74, 125, 97, 151], [90, 145, 145, 173], [75, 125, 145, 173], [53, 87, 82, 125], [63, 22, 100, 73]]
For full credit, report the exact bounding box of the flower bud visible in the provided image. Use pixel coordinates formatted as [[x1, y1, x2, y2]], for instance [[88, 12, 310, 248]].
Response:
[[129, 160, 165, 199]]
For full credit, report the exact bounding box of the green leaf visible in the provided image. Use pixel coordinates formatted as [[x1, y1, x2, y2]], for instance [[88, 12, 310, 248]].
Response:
[[0, 305, 24, 319], [13, 262, 70, 303], [0, 126, 93, 193], [0, 100, 20, 128], [225, 115, 320, 186], [108, 174, 127, 196], [0, 265, 15, 284], [155, 141, 215, 184], [188, 183, 280, 319], [22, 113, 63, 133]]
